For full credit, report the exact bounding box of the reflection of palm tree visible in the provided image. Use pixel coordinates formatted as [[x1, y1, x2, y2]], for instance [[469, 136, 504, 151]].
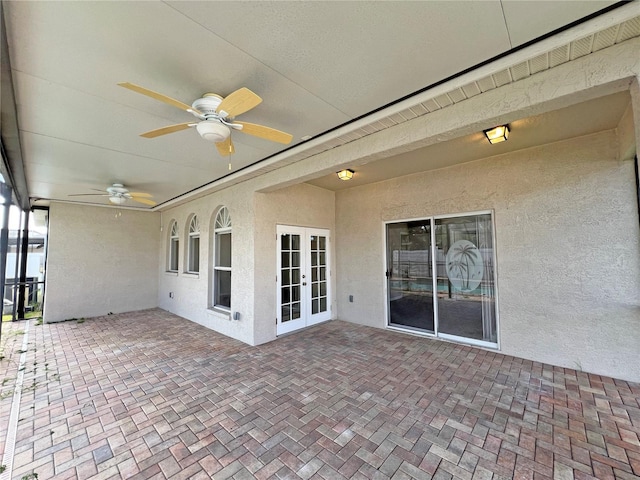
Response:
[[448, 242, 481, 289]]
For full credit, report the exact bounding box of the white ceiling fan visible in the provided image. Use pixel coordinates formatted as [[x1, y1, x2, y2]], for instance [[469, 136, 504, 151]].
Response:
[[119, 82, 293, 156], [69, 184, 156, 206]]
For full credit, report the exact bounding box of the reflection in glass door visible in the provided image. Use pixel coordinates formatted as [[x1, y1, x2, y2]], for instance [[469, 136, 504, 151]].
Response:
[[279, 229, 304, 333], [277, 226, 331, 335], [386, 220, 434, 333], [386, 212, 497, 347], [435, 214, 497, 344], [309, 234, 329, 321]]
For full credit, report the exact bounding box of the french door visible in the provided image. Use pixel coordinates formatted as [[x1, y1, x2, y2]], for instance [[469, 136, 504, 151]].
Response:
[[277, 226, 331, 335], [386, 211, 498, 348]]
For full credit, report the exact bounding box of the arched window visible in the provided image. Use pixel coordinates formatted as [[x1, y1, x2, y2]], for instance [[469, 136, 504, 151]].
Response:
[[213, 207, 231, 309], [186, 215, 200, 273], [168, 221, 179, 272]]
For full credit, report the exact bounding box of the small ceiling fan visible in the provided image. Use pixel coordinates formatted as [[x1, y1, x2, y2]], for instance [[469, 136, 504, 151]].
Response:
[[118, 82, 293, 156], [69, 184, 156, 206]]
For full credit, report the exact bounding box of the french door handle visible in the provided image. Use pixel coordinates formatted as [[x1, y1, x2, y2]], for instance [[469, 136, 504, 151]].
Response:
[[302, 282, 307, 286]]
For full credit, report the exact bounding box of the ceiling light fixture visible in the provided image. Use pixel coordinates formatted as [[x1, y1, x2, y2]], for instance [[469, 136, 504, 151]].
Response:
[[196, 120, 231, 143], [483, 125, 509, 144], [337, 169, 354, 181], [109, 196, 127, 205]]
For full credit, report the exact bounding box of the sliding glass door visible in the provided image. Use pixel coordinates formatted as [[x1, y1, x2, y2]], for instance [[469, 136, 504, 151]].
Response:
[[386, 220, 434, 333], [386, 212, 497, 347]]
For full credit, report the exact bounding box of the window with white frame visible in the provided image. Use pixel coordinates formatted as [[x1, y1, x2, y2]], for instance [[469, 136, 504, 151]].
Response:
[[168, 221, 179, 272], [187, 215, 200, 273], [213, 207, 231, 309]]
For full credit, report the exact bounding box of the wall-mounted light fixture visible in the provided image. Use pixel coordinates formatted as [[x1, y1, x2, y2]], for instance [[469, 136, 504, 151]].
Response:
[[337, 169, 354, 181], [483, 125, 509, 144]]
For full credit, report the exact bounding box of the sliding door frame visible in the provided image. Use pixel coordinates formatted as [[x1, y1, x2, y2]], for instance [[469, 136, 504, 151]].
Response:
[[383, 209, 500, 350]]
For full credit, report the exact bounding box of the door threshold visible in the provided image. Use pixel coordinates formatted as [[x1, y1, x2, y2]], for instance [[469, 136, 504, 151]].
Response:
[[277, 318, 332, 338]]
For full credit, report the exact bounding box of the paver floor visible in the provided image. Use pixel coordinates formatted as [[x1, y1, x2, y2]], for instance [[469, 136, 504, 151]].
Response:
[[0, 309, 639, 479]]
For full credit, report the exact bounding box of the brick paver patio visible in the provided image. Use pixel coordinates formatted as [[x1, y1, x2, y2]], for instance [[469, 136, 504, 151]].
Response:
[[0, 309, 639, 479]]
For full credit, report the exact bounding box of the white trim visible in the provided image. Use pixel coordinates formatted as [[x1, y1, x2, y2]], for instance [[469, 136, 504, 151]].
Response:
[[490, 210, 501, 351], [164, 271, 178, 276], [431, 217, 439, 336], [181, 272, 199, 279], [276, 225, 331, 336], [207, 307, 231, 320], [168, 220, 179, 272], [386, 324, 436, 339], [276, 225, 307, 335], [306, 229, 331, 327], [438, 332, 499, 350], [212, 211, 232, 309], [384, 210, 493, 225], [433, 209, 493, 220]]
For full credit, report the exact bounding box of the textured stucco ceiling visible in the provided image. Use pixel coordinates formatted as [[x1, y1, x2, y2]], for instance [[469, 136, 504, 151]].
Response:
[[2, 0, 624, 208]]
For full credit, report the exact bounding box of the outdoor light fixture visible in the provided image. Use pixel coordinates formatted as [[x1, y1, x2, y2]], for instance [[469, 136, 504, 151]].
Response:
[[337, 169, 354, 181], [484, 125, 510, 144]]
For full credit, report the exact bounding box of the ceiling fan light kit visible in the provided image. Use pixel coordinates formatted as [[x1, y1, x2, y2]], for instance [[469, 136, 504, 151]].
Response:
[[196, 120, 230, 143], [108, 196, 127, 205]]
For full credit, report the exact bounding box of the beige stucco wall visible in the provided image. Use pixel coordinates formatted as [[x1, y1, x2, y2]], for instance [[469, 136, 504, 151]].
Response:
[[157, 184, 256, 345], [157, 181, 335, 346], [254, 183, 336, 345], [44, 202, 160, 322], [335, 130, 640, 382]]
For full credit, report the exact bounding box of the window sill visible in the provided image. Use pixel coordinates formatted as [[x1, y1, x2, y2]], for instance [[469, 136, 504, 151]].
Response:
[[182, 272, 200, 279], [207, 307, 231, 320], [165, 271, 178, 276]]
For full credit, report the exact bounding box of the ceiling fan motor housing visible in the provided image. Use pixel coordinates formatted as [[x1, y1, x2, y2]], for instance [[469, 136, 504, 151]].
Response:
[[192, 94, 223, 117], [107, 183, 128, 195]]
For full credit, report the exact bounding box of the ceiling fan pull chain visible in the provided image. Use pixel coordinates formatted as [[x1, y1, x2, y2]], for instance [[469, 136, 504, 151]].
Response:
[[228, 132, 233, 170]]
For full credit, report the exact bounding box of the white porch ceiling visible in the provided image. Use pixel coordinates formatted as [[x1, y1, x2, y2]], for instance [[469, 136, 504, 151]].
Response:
[[2, 0, 628, 209]]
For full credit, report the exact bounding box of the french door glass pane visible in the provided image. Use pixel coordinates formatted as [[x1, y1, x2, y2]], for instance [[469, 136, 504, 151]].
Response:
[[281, 234, 303, 323], [310, 235, 328, 315], [386, 221, 434, 333], [435, 214, 496, 343]]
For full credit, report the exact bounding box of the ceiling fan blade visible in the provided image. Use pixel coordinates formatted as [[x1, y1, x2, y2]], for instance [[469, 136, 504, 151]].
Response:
[[127, 192, 153, 198], [235, 121, 293, 144], [140, 122, 195, 138], [215, 137, 235, 156], [68, 193, 109, 197], [118, 82, 200, 113], [130, 196, 157, 206], [217, 87, 262, 118]]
